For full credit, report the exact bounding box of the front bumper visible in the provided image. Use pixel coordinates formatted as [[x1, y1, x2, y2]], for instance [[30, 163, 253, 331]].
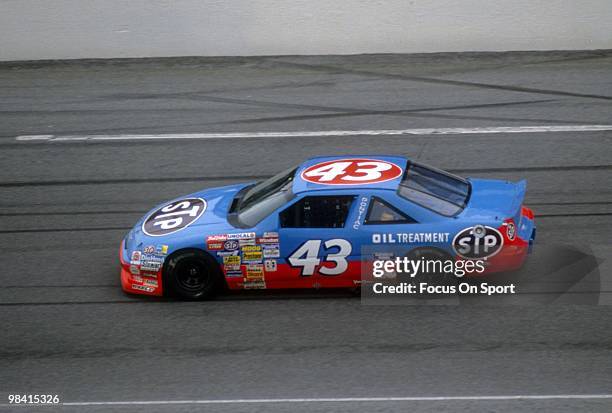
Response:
[[119, 241, 163, 296]]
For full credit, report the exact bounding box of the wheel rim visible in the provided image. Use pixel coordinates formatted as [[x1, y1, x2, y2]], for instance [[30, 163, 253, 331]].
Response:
[[175, 259, 210, 292], [409, 249, 452, 283]]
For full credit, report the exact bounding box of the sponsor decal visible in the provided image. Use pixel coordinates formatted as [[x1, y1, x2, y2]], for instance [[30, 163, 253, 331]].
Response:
[[453, 225, 504, 259], [373, 251, 395, 260], [264, 259, 277, 272], [259, 232, 280, 244], [223, 240, 239, 251], [130, 251, 141, 264], [263, 245, 280, 258], [140, 264, 162, 273], [143, 245, 155, 254], [207, 234, 228, 242], [142, 197, 206, 236], [227, 232, 256, 240], [217, 250, 239, 257], [226, 270, 243, 278], [140, 253, 164, 272], [239, 238, 256, 247], [131, 275, 143, 283], [372, 232, 450, 244], [129, 264, 140, 275], [223, 255, 241, 272], [141, 253, 164, 262], [143, 278, 159, 287], [353, 196, 369, 229], [156, 245, 169, 255], [223, 255, 241, 266], [207, 241, 224, 251], [301, 158, 403, 186], [258, 237, 279, 244], [245, 264, 265, 279], [506, 222, 516, 241], [132, 284, 155, 292], [243, 279, 266, 289], [243, 253, 263, 263], [242, 245, 263, 263]]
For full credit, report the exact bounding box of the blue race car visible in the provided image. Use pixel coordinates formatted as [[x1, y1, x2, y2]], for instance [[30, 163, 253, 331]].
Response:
[[120, 156, 536, 299]]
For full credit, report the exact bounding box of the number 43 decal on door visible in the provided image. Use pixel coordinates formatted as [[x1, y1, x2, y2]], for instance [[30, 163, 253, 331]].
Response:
[[288, 239, 352, 276]]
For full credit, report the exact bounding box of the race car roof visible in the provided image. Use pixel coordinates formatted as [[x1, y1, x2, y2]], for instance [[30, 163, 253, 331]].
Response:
[[292, 155, 409, 194]]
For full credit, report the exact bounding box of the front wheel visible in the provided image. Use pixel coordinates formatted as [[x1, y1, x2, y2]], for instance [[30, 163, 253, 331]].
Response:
[[164, 249, 223, 300]]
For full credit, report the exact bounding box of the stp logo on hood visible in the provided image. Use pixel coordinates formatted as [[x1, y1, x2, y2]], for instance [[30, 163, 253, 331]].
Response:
[[301, 158, 403, 185], [142, 198, 206, 237], [453, 226, 504, 259]]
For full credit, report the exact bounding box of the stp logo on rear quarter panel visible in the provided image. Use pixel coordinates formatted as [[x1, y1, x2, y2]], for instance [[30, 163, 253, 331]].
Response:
[[452, 226, 504, 259], [301, 158, 403, 185]]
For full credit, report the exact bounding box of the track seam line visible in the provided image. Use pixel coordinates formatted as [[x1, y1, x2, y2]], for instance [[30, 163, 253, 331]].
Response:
[[1, 164, 611, 188], [14, 124, 612, 142]]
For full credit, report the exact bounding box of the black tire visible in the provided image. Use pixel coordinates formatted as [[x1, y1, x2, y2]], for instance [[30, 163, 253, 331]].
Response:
[[405, 247, 456, 286], [163, 249, 223, 300]]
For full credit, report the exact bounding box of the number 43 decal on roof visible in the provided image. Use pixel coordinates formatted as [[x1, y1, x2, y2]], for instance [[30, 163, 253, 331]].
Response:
[[301, 158, 403, 185], [288, 239, 352, 276]]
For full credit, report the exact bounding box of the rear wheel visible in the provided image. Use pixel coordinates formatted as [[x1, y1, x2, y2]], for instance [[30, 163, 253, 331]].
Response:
[[405, 247, 457, 288], [164, 249, 223, 300]]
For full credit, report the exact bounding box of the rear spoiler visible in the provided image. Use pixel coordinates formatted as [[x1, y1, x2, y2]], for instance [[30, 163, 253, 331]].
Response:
[[509, 179, 527, 225]]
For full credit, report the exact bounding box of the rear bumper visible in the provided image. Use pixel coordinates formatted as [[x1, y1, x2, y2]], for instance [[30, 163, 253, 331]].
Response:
[[482, 206, 535, 274], [481, 241, 529, 274], [528, 227, 536, 254], [521, 206, 536, 255]]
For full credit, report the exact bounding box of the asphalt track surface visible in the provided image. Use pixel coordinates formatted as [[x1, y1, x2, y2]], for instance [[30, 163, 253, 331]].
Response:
[[1, 51, 612, 412]]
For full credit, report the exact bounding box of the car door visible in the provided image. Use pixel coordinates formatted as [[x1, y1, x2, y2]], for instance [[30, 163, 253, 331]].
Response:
[[276, 194, 360, 288], [358, 193, 456, 259]]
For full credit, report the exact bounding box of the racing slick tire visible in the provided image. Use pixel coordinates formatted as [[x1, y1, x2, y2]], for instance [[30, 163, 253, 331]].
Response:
[[163, 249, 224, 300], [405, 247, 457, 291]]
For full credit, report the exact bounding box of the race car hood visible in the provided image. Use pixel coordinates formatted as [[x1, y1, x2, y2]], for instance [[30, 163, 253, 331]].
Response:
[[124, 182, 253, 253], [183, 182, 252, 228]]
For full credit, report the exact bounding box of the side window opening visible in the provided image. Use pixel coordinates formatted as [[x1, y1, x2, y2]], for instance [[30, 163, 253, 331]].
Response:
[[365, 196, 416, 225], [280, 196, 355, 228]]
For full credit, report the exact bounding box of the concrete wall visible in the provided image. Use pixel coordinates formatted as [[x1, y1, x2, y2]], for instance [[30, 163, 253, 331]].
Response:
[[1, 0, 611, 61]]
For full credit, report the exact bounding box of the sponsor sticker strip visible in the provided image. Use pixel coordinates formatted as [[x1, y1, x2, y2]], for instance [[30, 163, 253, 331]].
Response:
[[210, 232, 280, 285], [127, 246, 167, 293]]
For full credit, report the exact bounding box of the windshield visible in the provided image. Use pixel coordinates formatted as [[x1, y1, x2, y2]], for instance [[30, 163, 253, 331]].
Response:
[[397, 162, 470, 216], [236, 166, 297, 227]]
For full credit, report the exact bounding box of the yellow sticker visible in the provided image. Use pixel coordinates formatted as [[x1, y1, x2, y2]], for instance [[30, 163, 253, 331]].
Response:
[[245, 264, 264, 279], [223, 255, 241, 266]]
